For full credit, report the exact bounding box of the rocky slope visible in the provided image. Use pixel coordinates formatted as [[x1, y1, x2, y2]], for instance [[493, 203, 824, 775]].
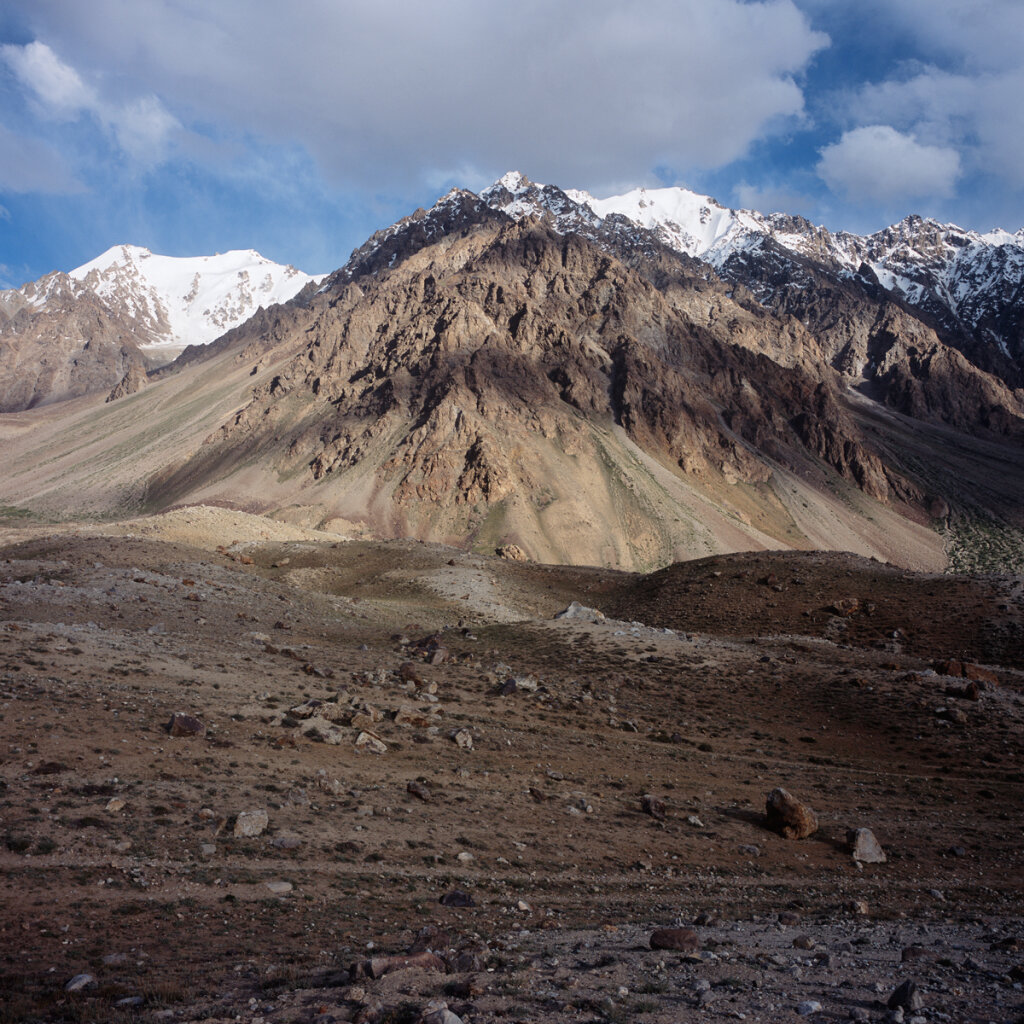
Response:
[[0, 246, 318, 411], [138, 189, 955, 569], [0, 524, 1020, 1022]]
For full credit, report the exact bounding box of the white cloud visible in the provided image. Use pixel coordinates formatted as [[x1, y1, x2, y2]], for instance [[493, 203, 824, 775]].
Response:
[[803, 1, 1024, 193], [1, 40, 180, 165], [850, 68, 1024, 189], [1, 39, 95, 116], [817, 125, 961, 202], [5, 0, 828, 193]]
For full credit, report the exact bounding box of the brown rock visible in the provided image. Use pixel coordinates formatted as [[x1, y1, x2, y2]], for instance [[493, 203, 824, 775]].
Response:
[[354, 730, 387, 753], [935, 660, 999, 686], [394, 706, 435, 728], [167, 712, 205, 737], [649, 927, 700, 952], [765, 787, 818, 839], [407, 780, 432, 802], [496, 544, 528, 561], [641, 793, 666, 820], [399, 662, 424, 685], [106, 363, 149, 402], [439, 888, 475, 908], [427, 647, 449, 665]]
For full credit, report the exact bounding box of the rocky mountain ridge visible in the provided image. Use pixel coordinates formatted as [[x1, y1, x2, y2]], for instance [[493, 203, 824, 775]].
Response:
[[489, 172, 1024, 386]]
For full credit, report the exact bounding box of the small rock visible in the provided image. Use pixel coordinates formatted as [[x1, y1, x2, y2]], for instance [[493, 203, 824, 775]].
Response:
[[233, 809, 269, 838], [399, 662, 423, 684], [650, 927, 700, 951], [765, 787, 818, 839], [778, 911, 801, 926], [105, 797, 126, 813], [65, 973, 95, 993], [496, 544, 527, 561], [793, 934, 815, 950], [265, 880, 293, 895], [848, 827, 887, 864], [554, 601, 605, 623], [407, 780, 432, 802], [641, 793, 666, 820], [200, 843, 217, 858], [167, 712, 205, 737], [420, 1000, 464, 1024], [888, 979, 923, 1011], [901, 946, 940, 963], [452, 729, 473, 750], [395, 705, 434, 728], [271, 835, 302, 850], [355, 731, 387, 754], [439, 888, 476, 907], [116, 995, 145, 1007], [847, 900, 869, 916], [797, 1001, 822, 1016], [828, 597, 860, 616], [351, 952, 447, 981]]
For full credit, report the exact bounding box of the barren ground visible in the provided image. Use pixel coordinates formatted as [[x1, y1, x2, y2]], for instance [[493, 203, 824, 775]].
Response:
[[0, 511, 1022, 1024]]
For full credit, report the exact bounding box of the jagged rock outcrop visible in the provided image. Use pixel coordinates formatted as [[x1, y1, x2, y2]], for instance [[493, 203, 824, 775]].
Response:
[[106, 362, 149, 402]]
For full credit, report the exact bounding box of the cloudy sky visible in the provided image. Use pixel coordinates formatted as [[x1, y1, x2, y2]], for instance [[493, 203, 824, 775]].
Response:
[[1, 0, 1022, 286]]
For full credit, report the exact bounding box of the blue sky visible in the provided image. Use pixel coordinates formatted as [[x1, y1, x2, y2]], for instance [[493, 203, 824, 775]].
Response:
[[2, 0, 1023, 287]]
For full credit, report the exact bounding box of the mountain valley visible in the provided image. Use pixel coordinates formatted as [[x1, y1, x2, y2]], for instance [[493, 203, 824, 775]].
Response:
[[0, 173, 1023, 1023]]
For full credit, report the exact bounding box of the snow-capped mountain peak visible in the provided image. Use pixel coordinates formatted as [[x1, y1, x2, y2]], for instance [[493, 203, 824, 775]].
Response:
[[60, 244, 321, 351]]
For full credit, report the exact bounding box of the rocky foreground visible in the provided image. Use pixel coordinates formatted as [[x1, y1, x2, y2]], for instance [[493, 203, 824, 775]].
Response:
[[0, 515, 1021, 1023]]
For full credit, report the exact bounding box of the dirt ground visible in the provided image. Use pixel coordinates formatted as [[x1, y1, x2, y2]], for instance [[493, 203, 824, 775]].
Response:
[[0, 513, 1021, 1023]]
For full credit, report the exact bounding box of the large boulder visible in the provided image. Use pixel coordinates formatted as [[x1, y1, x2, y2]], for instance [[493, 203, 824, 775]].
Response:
[[765, 788, 818, 839]]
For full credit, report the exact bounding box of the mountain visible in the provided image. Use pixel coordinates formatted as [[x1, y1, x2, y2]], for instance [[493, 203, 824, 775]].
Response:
[[565, 176, 1024, 365], [483, 173, 1024, 435], [0, 245, 320, 411], [0, 174, 1022, 573]]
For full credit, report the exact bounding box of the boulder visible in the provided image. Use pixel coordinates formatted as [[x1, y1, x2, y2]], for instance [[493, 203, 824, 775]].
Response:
[[554, 601, 606, 623], [354, 731, 387, 754], [765, 787, 818, 839], [848, 827, 887, 863], [233, 809, 269, 837]]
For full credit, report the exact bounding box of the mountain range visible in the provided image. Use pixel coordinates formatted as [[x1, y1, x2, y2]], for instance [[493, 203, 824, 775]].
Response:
[[1, 174, 1022, 572]]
